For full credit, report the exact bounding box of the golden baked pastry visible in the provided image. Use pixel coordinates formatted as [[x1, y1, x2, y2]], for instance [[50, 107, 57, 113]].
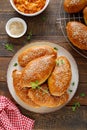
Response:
[[20, 55, 56, 88], [66, 21, 87, 50], [18, 45, 57, 67], [12, 70, 40, 107], [28, 84, 69, 107], [83, 6, 87, 25], [64, 0, 87, 13], [48, 56, 72, 96]]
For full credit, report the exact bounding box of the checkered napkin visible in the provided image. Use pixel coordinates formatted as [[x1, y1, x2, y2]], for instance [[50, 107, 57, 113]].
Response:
[[0, 96, 34, 130]]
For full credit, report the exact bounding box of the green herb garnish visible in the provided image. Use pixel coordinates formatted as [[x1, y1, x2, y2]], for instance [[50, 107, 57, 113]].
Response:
[[54, 47, 58, 51], [80, 93, 85, 97], [42, 16, 46, 21], [72, 82, 75, 86], [40, 87, 49, 94], [72, 102, 80, 112], [56, 59, 65, 66], [68, 89, 73, 93], [14, 63, 18, 66], [61, 60, 65, 64], [27, 31, 32, 40], [30, 80, 40, 89], [30, 80, 49, 94], [56, 60, 59, 65], [5, 43, 14, 51]]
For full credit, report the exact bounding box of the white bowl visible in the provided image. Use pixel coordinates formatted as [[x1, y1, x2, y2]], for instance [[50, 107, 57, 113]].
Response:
[[10, 0, 50, 16], [5, 17, 27, 38]]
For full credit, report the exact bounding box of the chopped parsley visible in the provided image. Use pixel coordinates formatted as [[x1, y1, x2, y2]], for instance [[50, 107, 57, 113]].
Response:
[[72, 82, 75, 86], [80, 93, 85, 97], [27, 31, 32, 40], [56, 59, 65, 66], [42, 16, 46, 21], [30, 80, 49, 94], [68, 89, 73, 93], [54, 47, 58, 51], [72, 102, 80, 112], [5, 43, 14, 51], [13, 63, 18, 66], [40, 87, 49, 94], [30, 80, 40, 89]]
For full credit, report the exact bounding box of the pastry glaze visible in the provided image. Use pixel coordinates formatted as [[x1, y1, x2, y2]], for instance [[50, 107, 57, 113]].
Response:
[[20, 55, 56, 88], [64, 0, 87, 13], [66, 21, 87, 50], [48, 56, 72, 96], [18, 45, 57, 67], [12, 70, 40, 107]]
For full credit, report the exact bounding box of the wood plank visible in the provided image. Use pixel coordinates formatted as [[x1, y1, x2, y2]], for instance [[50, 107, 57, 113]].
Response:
[[0, 58, 11, 82], [0, 82, 87, 129], [0, 13, 58, 35], [0, 35, 86, 59], [0, 80, 87, 106], [20, 106, 87, 130]]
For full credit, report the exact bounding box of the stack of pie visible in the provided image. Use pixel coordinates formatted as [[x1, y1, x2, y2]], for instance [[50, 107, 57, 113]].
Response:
[[12, 45, 72, 108]]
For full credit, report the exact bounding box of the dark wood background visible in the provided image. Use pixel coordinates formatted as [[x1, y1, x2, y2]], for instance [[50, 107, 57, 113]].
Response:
[[0, 0, 87, 130]]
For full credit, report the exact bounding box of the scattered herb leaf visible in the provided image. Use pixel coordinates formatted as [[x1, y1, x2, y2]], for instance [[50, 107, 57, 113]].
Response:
[[40, 87, 49, 94], [5, 43, 14, 51], [30, 80, 40, 89], [14, 63, 18, 66], [56, 60, 59, 65], [72, 106, 76, 112], [54, 47, 58, 51], [27, 31, 32, 40], [80, 93, 85, 97], [56, 59, 65, 66], [72, 82, 75, 86], [30, 80, 49, 94], [61, 60, 65, 64], [68, 89, 73, 93], [72, 102, 80, 112], [42, 16, 46, 21]]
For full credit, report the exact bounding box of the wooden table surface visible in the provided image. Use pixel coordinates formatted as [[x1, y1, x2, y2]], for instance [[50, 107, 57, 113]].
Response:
[[0, 0, 87, 130]]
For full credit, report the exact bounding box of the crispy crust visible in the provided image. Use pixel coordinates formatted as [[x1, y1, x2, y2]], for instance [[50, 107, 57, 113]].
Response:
[[48, 56, 72, 96], [83, 6, 87, 25], [66, 21, 87, 50], [18, 45, 57, 67], [12, 70, 40, 108], [64, 0, 87, 13], [20, 55, 56, 88], [28, 84, 69, 107]]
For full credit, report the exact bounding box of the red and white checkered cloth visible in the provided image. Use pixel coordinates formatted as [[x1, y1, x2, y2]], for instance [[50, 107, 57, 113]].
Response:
[[0, 96, 34, 130]]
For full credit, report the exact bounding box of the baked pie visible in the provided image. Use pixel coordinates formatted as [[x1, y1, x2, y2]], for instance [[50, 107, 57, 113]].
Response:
[[48, 56, 72, 96], [18, 45, 57, 67]]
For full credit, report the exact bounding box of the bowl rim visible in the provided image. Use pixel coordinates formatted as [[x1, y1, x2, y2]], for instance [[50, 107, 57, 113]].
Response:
[[5, 17, 27, 38], [10, 0, 50, 16]]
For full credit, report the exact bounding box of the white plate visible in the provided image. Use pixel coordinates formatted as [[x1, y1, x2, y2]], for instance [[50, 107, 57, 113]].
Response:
[[7, 41, 79, 113]]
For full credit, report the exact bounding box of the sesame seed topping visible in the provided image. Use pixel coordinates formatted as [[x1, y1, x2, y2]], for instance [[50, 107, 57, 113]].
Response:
[[69, 0, 80, 5]]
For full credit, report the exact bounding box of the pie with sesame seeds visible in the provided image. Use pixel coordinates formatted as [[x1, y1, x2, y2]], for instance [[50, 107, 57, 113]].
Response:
[[66, 21, 87, 50], [20, 55, 56, 89], [48, 56, 72, 96], [12, 70, 40, 108], [28, 84, 69, 107], [7, 42, 78, 111], [64, 0, 87, 13], [18, 45, 57, 67]]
